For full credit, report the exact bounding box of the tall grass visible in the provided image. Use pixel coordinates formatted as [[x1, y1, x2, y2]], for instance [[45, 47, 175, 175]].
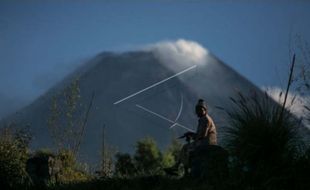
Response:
[[224, 91, 308, 189]]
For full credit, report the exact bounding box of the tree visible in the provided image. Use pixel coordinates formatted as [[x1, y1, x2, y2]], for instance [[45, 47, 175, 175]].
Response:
[[290, 35, 310, 127], [47, 78, 94, 155], [133, 137, 162, 175], [114, 153, 136, 177], [99, 144, 115, 178], [0, 124, 32, 189], [161, 138, 182, 168]]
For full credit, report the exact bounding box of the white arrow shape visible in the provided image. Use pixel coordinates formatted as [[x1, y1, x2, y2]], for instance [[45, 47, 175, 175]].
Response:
[[136, 104, 194, 132], [113, 65, 197, 105]]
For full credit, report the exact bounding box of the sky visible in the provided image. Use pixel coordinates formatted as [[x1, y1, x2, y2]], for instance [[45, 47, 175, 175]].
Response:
[[0, 0, 310, 118]]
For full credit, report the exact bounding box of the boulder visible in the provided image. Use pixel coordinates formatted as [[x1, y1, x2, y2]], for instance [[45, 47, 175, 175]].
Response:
[[190, 145, 229, 181], [26, 153, 61, 186]]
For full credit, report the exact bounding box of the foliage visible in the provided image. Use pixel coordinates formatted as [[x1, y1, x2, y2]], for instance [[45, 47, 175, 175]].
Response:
[[28, 149, 90, 187], [292, 146, 310, 189], [290, 35, 310, 127], [114, 153, 136, 177], [48, 78, 81, 153], [47, 78, 94, 155], [291, 35, 310, 95], [55, 149, 90, 184], [98, 144, 115, 178], [114, 137, 182, 177], [161, 138, 182, 168], [224, 91, 303, 188], [161, 151, 175, 169], [33, 148, 55, 158], [0, 125, 31, 189], [47, 176, 218, 190], [133, 137, 162, 175]]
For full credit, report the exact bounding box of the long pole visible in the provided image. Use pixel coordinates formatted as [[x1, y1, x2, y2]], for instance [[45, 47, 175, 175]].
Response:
[[279, 54, 296, 124], [102, 124, 105, 173]]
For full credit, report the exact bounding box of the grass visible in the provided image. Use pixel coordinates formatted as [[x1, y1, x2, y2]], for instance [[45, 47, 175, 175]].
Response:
[[223, 91, 309, 189], [1, 89, 310, 190], [48, 176, 228, 190]]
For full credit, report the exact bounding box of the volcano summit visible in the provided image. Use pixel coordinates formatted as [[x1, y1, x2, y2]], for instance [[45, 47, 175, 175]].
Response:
[[2, 40, 266, 163]]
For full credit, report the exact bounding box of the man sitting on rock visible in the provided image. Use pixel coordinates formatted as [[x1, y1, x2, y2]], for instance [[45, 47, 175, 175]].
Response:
[[164, 99, 217, 175]]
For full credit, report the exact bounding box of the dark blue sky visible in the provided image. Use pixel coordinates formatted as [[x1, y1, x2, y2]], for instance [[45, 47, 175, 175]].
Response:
[[0, 0, 310, 117]]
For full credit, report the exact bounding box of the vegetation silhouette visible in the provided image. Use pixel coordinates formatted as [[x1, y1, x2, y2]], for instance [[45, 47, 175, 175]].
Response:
[[1, 49, 310, 189]]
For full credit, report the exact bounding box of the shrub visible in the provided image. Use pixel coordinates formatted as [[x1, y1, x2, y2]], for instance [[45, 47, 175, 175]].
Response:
[[114, 153, 136, 177], [55, 149, 90, 183], [293, 146, 310, 189], [224, 92, 303, 188], [164, 138, 182, 167], [133, 137, 162, 175], [0, 126, 31, 189], [114, 137, 182, 177]]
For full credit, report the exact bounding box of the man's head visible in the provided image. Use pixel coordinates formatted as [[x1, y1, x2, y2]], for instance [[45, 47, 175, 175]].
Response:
[[195, 99, 207, 118]]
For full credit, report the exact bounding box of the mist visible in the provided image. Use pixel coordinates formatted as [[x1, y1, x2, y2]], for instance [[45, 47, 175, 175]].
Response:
[[0, 58, 87, 119], [264, 86, 310, 129]]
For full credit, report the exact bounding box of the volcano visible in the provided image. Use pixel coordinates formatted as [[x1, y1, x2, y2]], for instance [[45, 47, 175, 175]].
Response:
[[1, 41, 274, 164]]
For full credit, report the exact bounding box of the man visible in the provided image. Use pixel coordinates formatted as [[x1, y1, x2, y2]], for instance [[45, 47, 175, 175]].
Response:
[[191, 99, 217, 145], [164, 99, 217, 175]]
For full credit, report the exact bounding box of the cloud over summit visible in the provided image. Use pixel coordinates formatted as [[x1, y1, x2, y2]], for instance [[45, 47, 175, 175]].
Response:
[[145, 39, 209, 71]]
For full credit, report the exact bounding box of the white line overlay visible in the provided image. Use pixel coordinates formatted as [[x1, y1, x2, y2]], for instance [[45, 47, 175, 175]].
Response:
[[169, 93, 183, 129], [113, 65, 197, 105], [136, 104, 194, 132]]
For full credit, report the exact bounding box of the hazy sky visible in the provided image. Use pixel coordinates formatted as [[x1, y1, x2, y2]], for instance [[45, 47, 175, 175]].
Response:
[[0, 0, 310, 117]]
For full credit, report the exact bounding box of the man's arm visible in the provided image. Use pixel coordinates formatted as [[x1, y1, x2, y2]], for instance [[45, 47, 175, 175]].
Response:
[[178, 131, 196, 143], [195, 117, 209, 141]]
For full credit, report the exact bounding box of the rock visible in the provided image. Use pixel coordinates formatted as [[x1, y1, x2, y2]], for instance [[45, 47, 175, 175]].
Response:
[[26, 153, 61, 186], [190, 145, 229, 181]]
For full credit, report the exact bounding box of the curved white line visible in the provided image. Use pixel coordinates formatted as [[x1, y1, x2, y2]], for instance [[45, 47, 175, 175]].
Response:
[[136, 104, 194, 132], [175, 93, 183, 121], [169, 93, 183, 129]]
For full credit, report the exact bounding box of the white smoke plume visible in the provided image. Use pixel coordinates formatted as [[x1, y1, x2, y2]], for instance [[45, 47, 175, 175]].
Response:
[[263, 86, 310, 129], [145, 39, 210, 71]]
